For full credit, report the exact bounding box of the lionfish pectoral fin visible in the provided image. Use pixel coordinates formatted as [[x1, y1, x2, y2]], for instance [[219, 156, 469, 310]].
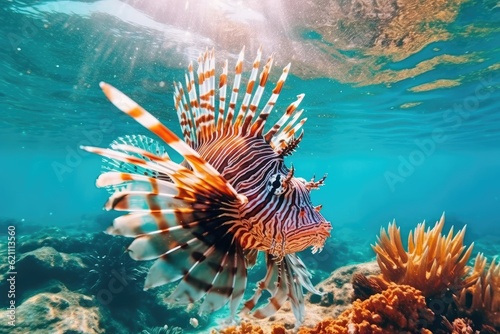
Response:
[[85, 141, 249, 311], [83, 82, 252, 315], [98, 134, 171, 194], [242, 253, 317, 325]]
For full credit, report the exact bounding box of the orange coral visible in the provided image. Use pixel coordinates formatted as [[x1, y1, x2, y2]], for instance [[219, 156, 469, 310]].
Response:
[[215, 322, 264, 334], [449, 318, 475, 333], [371, 213, 473, 298], [457, 254, 500, 328], [297, 284, 434, 334]]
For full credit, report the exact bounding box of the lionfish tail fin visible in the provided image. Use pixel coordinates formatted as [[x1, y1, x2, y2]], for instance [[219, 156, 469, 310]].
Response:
[[82, 83, 250, 314], [241, 253, 319, 325], [173, 48, 306, 156]]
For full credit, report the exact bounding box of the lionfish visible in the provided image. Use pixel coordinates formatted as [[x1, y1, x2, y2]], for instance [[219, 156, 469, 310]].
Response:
[[81, 47, 331, 325]]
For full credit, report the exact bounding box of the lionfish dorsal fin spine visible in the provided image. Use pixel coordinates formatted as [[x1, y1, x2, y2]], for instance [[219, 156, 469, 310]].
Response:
[[216, 59, 229, 131], [196, 50, 213, 144], [233, 46, 262, 132], [264, 93, 304, 143], [224, 47, 245, 132], [174, 49, 306, 156], [249, 61, 289, 137], [241, 55, 274, 135], [196, 55, 205, 143], [187, 62, 201, 143], [174, 82, 192, 147], [208, 48, 216, 135], [272, 112, 307, 154]]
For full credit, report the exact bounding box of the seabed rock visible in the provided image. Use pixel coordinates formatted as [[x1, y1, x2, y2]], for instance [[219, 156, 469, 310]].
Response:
[[0, 284, 106, 334], [0, 246, 88, 309], [18, 246, 87, 289]]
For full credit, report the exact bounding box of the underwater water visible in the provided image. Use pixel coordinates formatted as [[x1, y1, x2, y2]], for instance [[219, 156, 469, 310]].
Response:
[[0, 0, 499, 333]]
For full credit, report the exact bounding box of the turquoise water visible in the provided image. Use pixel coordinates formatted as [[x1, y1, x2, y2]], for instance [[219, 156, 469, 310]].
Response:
[[2, 0, 499, 233], [0, 0, 499, 332]]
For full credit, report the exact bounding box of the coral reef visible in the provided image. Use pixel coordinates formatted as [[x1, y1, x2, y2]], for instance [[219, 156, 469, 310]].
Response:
[[457, 254, 500, 329], [0, 224, 213, 333], [369, 214, 474, 298], [214, 321, 287, 334], [4, 214, 498, 333], [216, 284, 435, 334], [308, 262, 381, 315], [352, 215, 500, 332], [351, 271, 384, 301], [212, 262, 381, 333], [297, 284, 434, 334]]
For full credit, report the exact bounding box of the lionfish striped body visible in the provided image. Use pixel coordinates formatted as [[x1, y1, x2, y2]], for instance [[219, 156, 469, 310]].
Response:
[[82, 48, 331, 325]]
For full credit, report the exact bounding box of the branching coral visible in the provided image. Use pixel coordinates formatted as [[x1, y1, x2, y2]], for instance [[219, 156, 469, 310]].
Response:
[[370, 213, 474, 298], [457, 254, 500, 328], [297, 284, 434, 334]]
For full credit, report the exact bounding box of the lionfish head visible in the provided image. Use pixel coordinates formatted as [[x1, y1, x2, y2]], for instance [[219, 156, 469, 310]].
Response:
[[252, 165, 331, 259]]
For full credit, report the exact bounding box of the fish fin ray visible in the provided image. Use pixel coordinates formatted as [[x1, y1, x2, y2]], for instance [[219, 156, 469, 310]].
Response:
[[99, 135, 170, 193], [172, 48, 304, 158], [99, 82, 240, 198], [242, 253, 316, 324]]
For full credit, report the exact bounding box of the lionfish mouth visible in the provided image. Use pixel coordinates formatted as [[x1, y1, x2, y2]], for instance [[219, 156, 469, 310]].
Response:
[[269, 220, 332, 258], [311, 221, 332, 253]]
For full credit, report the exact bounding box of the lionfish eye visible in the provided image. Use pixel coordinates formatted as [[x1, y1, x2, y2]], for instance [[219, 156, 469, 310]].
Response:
[[267, 173, 286, 196]]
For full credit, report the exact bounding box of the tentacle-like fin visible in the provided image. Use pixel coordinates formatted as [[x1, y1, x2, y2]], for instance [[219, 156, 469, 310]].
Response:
[[241, 253, 321, 325]]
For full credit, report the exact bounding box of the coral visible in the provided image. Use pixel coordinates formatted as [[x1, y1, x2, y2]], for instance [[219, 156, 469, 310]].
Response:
[[450, 318, 475, 333], [351, 272, 384, 301], [370, 214, 474, 298], [214, 322, 287, 334], [297, 284, 434, 334], [457, 254, 500, 329]]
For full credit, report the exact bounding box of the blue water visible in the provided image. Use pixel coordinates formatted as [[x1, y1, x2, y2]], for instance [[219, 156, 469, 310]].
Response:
[[2, 0, 499, 236], [0, 1, 499, 330]]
